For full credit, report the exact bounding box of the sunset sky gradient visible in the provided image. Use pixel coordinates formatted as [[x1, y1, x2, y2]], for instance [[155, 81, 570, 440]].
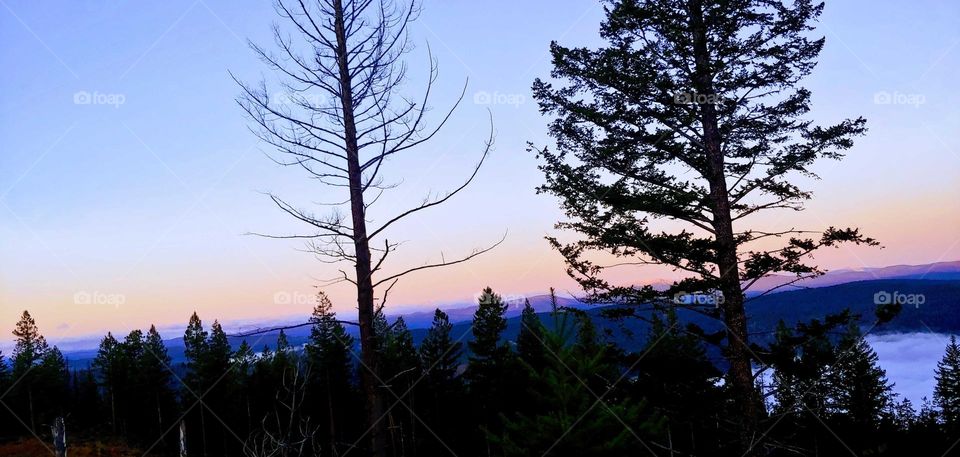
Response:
[[1, 0, 958, 345]]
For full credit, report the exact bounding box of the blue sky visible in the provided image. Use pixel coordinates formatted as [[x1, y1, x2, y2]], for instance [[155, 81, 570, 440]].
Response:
[[1, 0, 958, 341]]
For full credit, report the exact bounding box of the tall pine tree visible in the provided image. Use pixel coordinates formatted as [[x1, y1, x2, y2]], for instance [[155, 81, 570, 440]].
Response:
[[419, 309, 463, 391], [515, 298, 546, 371], [466, 287, 511, 450], [10, 310, 51, 432], [530, 1, 875, 449], [304, 291, 359, 456], [140, 325, 177, 449], [827, 325, 893, 427], [935, 336, 960, 427], [92, 332, 126, 435]]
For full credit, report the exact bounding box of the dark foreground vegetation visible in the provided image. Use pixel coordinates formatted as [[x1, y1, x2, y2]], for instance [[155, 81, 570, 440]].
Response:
[[3, 289, 960, 456]]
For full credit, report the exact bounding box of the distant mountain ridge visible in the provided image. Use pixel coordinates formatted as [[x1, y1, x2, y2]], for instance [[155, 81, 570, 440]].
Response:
[[59, 260, 960, 368], [746, 260, 960, 295]]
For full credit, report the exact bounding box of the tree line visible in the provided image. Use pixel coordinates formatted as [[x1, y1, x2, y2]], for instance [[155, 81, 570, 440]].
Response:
[[3, 290, 960, 455]]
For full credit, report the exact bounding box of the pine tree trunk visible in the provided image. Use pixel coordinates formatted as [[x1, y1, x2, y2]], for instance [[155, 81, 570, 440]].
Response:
[[331, 1, 387, 456], [687, 0, 759, 452]]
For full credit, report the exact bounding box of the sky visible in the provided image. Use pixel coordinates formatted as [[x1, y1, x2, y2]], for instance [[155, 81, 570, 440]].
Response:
[[1, 0, 959, 344]]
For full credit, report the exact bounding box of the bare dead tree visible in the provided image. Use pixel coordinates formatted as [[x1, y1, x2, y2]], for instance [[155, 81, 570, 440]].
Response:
[[234, 1, 497, 455], [244, 364, 321, 457]]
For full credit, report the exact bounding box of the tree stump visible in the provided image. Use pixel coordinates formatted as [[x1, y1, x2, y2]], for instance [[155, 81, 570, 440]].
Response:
[[51, 416, 66, 457]]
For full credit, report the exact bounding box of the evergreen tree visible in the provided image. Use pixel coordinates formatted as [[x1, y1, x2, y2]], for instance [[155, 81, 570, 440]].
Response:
[[891, 398, 917, 431], [205, 320, 236, 455], [631, 308, 725, 455], [69, 369, 102, 435], [181, 312, 210, 456], [207, 320, 233, 377], [417, 308, 466, 454], [93, 332, 126, 434], [935, 336, 960, 426], [493, 310, 661, 456], [0, 350, 9, 433], [140, 325, 177, 449], [382, 317, 419, 389], [466, 287, 511, 450], [248, 344, 276, 424], [0, 350, 10, 431], [467, 287, 509, 384], [380, 316, 420, 454], [304, 291, 358, 456], [183, 312, 208, 387], [766, 316, 850, 455], [11, 310, 49, 374], [36, 347, 69, 424], [10, 310, 51, 432], [515, 299, 546, 370], [419, 309, 463, 390], [271, 329, 295, 379], [827, 325, 894, 427], [530, 1, 875, 448], [232, 339, 256, 440], [769, 319, 838, 417], [0, 350, 9, 385], [121, 328, 148, 440]]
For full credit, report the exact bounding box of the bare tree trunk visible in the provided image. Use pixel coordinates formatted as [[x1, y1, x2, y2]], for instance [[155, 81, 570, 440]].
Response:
[[330, 1, 387, 456], [688, 0, 758, 452], [51, 416, 66, 457], [180, 420, 188, 457]]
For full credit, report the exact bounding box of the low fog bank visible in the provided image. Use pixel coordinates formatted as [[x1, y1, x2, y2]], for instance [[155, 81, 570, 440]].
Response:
[[868, 332, 955, 406]]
